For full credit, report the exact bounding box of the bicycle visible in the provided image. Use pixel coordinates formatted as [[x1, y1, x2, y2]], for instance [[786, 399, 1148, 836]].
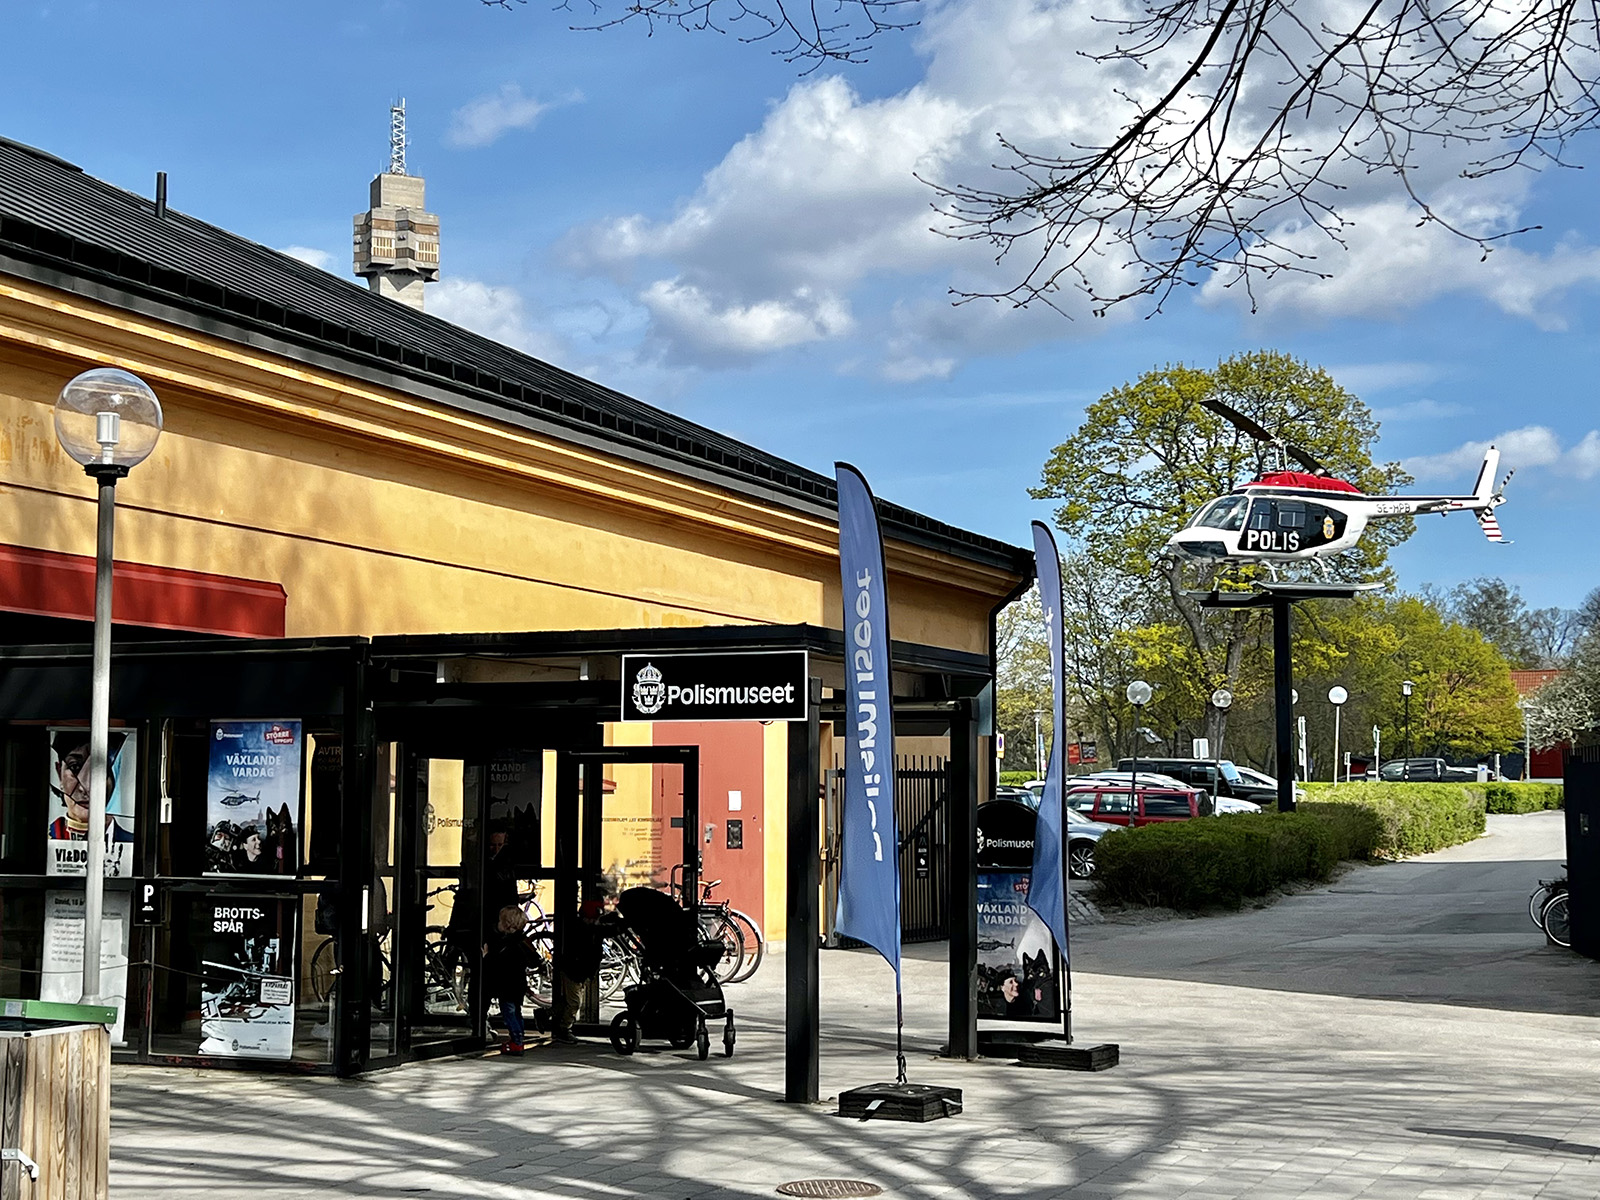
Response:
[[1543, 891, 1573, 948], [1528, 869, 1568, 929], [661, 873, 757, 984], [698, 878, 765, 985]]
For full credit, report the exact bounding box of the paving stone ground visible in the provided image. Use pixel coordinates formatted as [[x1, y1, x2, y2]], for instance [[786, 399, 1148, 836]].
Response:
[[111, 812, 1600, 1198]]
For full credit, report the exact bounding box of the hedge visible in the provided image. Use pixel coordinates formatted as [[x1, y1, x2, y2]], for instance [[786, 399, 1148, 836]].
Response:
[[999, 771, 1037, 787], [1092, 813, 1341, 909], [1093, 782, 1487, 910], [1300, 782, 1487, 857], [1483, 781, 1564, 813]]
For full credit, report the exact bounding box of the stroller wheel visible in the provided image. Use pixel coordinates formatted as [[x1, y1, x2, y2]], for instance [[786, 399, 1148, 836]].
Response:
[[609, 1013, 640, 1056], [696, 1019, 710, 1061], [723, 1017, 735, 1058]]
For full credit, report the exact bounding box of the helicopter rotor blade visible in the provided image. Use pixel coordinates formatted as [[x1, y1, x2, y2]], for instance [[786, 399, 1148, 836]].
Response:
[[1200, 398, 1277, 444], [1202, 398, 1329, 475], [1281, 441, 1328, 475]]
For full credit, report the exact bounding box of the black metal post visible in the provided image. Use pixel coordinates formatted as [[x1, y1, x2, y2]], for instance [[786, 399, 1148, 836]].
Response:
[[786, 677, 821, 1103], [948, 697, 978, 1060], [335, 648, 374, 1077], [1274, 596, 1296, 812], [553, 752, 581, 1003]]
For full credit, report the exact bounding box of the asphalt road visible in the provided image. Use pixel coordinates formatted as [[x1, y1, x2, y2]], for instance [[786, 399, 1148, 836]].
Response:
[[1071, 810, 1591, 1016]]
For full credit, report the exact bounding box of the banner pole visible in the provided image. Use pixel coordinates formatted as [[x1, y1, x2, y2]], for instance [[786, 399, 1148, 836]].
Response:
[[895, 982, 906, 1084]]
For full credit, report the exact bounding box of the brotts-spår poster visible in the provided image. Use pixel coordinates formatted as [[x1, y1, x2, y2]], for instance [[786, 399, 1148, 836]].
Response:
[[206, 720, 302, 876], [199, 899, 296, 1059], [46, 726, 137, 878]]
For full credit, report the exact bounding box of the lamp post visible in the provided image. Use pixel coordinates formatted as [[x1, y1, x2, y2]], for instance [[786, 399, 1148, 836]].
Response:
[[53, 369, 163, 1004], [1401, 679, 1414, 782], [1210, 687, 1232, 814], [1126, 680, 1152, 820], [1328, 686, 1348, 784], [1519, 698, 1532, 781], [1034, 708, 1045, 779]]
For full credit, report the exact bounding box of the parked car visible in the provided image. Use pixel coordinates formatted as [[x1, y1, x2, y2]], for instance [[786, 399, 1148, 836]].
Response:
[[1067, 808, 1116, 878], [1228, 764, 1307, 803], [994, 785, 1034, 805], [1109, 760, 1266, 811], [1064, 783, 1204, 827], [1375, 758, 1481, 782]]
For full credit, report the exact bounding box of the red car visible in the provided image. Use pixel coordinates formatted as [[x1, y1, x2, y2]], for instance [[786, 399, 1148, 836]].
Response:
[[1063, 784, 1203, 827]]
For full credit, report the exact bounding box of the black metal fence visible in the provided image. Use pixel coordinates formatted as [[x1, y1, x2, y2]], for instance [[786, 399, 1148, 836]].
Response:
[[896, 757, 951, 942], [823, 756, 953, 945]]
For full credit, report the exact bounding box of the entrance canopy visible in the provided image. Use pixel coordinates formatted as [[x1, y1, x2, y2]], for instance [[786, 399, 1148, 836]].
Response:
[[0, 622, 993, 1091]]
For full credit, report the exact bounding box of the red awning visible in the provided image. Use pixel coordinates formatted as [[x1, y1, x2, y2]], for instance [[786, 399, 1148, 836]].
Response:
[[0, 544, 286, 638]]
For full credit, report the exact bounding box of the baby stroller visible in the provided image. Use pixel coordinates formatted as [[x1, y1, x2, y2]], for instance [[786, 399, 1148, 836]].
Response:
[[607, 886, 735, 1060]]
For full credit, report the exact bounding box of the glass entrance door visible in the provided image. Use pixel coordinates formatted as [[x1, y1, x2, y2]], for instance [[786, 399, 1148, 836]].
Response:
[[398, 753, 485, 1055]]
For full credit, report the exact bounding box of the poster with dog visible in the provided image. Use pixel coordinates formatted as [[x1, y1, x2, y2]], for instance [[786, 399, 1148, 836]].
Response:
[[46, 726, 138, 878], [976, 871, 1061, 1022], [206, 720, 302, 876], [198, 899, 296, 1059]]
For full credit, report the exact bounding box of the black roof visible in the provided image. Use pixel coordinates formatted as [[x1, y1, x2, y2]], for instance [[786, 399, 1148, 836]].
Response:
[[0, 136, 1029, 576]]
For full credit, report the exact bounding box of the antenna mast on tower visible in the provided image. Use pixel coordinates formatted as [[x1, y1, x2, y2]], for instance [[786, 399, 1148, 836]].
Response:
[[389, 99, 407, 176]]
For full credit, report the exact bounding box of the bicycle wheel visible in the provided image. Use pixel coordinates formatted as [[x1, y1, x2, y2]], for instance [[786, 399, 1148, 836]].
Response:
[[310, 938, 337, 1002], [597, 937, 633, 1002], [700, 910, 745, 983], [525, 920, 555, 1007], [1543, 893, 1572, 948], [724, 909, 765, 984], [1529, 883, 1557, 928]]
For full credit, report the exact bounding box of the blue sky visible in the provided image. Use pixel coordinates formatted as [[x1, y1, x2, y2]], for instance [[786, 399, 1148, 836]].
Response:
[[5, 0, 1597, 608]]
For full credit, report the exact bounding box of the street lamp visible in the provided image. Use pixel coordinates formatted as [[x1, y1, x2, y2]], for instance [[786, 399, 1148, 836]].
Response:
[[1210, 687, 1233, 815], [54, 368, 162, 1004], [1126, 679, 1152, 817], [1328, 686, 1348, 784], [1401, 679, 1414, 782]]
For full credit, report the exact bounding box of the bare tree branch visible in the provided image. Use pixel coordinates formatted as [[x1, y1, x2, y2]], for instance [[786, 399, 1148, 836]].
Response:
[[483, 0, 919, 66], [928, 0, 1594, 314]]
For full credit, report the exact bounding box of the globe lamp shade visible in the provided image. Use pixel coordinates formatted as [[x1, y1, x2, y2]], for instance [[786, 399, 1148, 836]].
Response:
[[1211, 688, 1233, 711], [1328, 686, 1349, 706], [54, 369, 163, 471], [1125, 680, 1153, 706]]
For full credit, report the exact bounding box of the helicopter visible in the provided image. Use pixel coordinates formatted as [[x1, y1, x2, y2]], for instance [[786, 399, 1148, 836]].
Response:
[[1162, 398, 1512, 578]]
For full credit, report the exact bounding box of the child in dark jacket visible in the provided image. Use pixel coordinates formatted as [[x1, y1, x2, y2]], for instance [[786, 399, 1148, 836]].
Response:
[[484, 905, 535, 1055]]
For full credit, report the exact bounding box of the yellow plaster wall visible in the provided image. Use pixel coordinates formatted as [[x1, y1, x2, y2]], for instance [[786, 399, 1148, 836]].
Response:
[[0, 283, 1018, 650]]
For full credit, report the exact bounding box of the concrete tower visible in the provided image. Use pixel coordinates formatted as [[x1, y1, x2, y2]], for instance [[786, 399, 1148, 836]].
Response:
[[352, 100, 439, 310]]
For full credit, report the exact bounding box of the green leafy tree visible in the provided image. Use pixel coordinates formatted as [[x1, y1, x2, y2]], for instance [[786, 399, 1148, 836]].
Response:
[[1033, 349, 1412, 751]]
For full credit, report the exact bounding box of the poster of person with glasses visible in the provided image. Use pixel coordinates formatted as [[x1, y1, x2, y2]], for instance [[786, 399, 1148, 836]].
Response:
[[47, 727, 137, 878]]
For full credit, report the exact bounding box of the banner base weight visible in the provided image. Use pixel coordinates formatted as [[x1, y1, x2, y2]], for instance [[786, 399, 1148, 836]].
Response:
[[838, 1082, 962, 1122]]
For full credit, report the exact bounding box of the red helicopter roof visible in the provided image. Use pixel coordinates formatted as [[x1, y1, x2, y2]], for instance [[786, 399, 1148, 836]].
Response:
[[1245, 471, 1363, 494]]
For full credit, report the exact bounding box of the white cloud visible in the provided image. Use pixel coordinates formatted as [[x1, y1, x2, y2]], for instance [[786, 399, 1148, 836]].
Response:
[[428, 277, 566, 361], [280, 245, 334, 270], [1407, 426, 1600, 482], [1202, 204, 1600, 327], [640, 279, 853, 358], [448, 85, 551, 149], [559, 0, 1600, 371]]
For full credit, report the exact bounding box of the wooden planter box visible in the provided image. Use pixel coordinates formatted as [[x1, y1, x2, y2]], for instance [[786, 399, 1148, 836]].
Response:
[[0, 1023, 110, 1200]]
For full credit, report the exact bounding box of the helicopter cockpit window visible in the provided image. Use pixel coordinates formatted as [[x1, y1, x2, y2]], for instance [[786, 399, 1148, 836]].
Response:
[[1193, 496, 1248, 531]]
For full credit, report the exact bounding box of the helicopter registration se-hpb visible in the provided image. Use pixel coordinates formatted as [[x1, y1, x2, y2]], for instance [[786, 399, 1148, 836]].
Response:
[[1162, 399, 1511, 577]]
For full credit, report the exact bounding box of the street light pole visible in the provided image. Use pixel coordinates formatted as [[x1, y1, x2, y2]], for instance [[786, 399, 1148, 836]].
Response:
[[54, 369, 162, 1005], [1210, 687, 1233, 816], [1125, 680, 1152, 822], [1402, 679, 1414, 782], [1328, 686, 1348, 785]]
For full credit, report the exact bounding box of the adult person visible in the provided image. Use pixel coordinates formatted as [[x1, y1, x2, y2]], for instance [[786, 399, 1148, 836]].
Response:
[[554, 897, 605, 1044], [49, 731, 134, 845]]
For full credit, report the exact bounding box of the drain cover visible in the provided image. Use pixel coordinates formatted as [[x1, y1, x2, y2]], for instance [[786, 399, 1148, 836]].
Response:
[[776, 1182, 883, 1198]]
